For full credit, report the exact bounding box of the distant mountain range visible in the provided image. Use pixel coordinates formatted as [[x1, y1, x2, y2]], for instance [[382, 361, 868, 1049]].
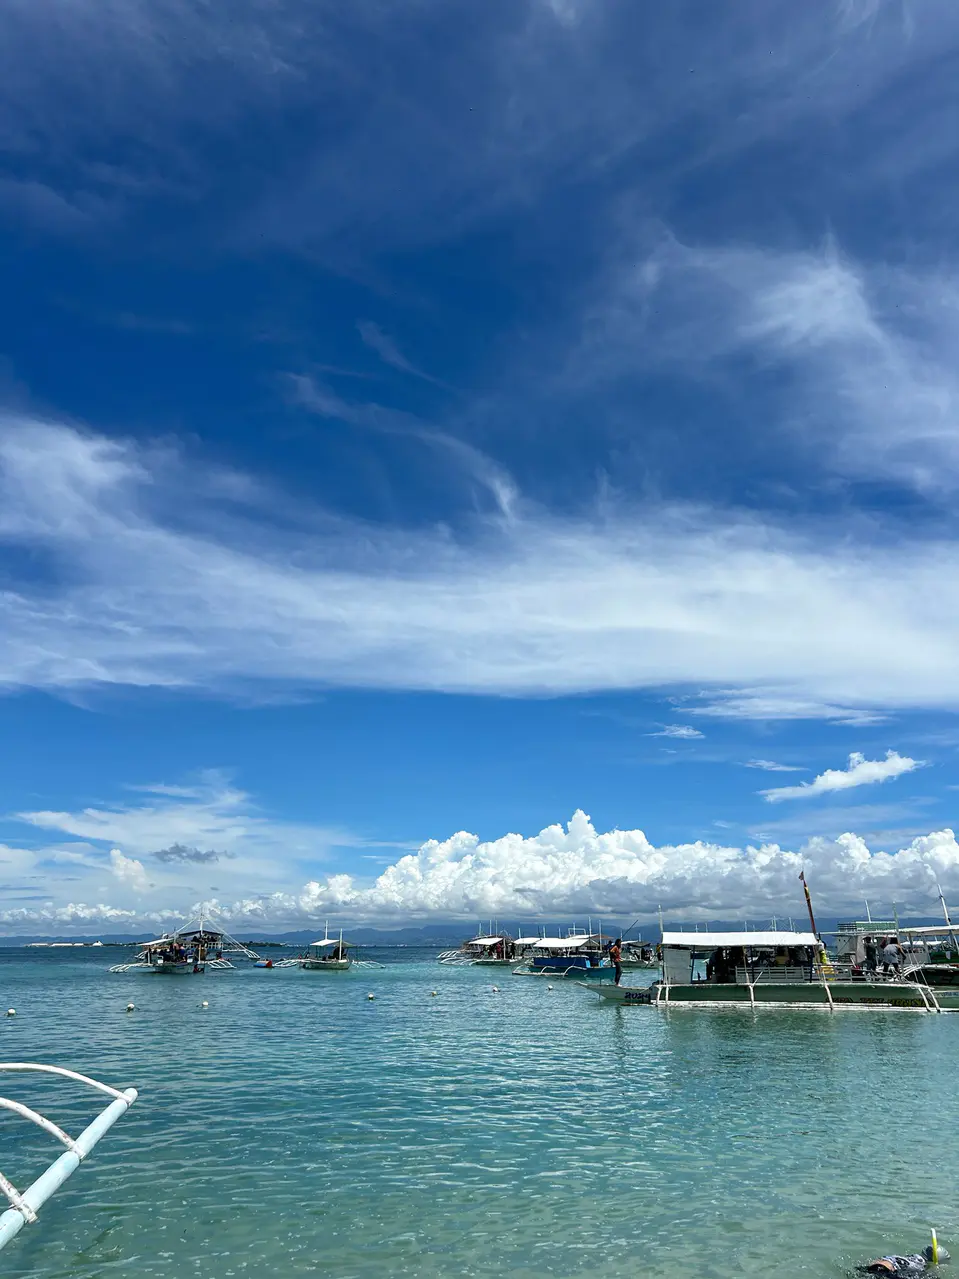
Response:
[[0, 915, 952, 947]]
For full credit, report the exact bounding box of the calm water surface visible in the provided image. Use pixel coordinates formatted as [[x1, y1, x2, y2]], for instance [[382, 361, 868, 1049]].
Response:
[[1, 948, 955, 1278]]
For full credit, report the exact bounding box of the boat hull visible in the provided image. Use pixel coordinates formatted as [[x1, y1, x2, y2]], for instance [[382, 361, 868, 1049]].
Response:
[[589, 980, 959, 1010], [301, 959, 352, 971]]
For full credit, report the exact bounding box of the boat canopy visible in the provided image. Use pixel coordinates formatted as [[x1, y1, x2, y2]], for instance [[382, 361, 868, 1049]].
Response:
[[897, 925, 959, 936], [513, 936, 542, 945], [533, 936, 591, 950], [309, 937, 349, 948], [661, 930, 818, 949], [466, 936, 505, 946]]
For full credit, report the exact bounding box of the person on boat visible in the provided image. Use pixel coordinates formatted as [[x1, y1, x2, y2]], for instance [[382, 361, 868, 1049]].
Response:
[[859, 1244, 949, 1275], [864, 936, 880, 976], [883, 937, 904, 977], [610, 938, 623, 986]]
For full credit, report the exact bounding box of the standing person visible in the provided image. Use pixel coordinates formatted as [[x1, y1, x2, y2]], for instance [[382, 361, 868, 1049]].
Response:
[[863, 936, 879, 977], [610, 937, 623, 986], [883, 936, 904, 978]]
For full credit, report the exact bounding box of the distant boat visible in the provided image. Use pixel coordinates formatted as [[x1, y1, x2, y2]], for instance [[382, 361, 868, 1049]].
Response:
[[437, 933, 518, 965], [275, 924, 385, 972], [513, 929, 614, 980], [109, 908, 260, 975], [302, 927, 352, 971]]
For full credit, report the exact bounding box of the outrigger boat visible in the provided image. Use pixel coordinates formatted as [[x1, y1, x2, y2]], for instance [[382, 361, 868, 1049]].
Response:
[[277, 925, 385, 971], [620, 938, 657, 969], [588, 927, 959, 1011], [0, 1063, 137, 1254], [437, 931, 528, 965], [109, 908, 260, 974], [837, 918, 959, 988], [513, 929, 615, 979]]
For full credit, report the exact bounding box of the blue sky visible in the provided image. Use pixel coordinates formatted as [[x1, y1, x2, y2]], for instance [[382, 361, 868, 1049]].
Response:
[[3, 0, 959, 932]]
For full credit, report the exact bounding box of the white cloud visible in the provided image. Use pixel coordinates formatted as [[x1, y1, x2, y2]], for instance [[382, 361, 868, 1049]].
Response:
[[5, 417, 959, 719], [746, 760, 805, 773], [587, 237, 959, 492], [650, 725, 704, 739], [5, 809, 959, 932], [761, 750, 922, 803], [109, 848, 149, 893]]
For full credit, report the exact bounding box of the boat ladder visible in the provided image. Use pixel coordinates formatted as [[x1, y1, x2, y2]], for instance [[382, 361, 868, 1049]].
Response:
[[0, 1063, 137, 1253], [903, 969, 943, 1013]]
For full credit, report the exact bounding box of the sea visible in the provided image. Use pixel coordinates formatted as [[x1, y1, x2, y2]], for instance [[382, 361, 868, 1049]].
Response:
[[1, 945, 956, 1279]]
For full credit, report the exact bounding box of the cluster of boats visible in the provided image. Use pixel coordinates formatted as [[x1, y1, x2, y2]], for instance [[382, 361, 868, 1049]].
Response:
[[105, 894, 959, 1014], [109, 916, 383, 975], [438, 927, 655, 976]]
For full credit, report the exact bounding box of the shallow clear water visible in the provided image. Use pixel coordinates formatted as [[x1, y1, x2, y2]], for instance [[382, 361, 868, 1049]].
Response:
[[1, 948, 956, 1278]]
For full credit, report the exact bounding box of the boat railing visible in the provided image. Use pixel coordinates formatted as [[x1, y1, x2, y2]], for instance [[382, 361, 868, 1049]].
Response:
[[0, 1064, 137, 1253], [733, 966, 813, 984]]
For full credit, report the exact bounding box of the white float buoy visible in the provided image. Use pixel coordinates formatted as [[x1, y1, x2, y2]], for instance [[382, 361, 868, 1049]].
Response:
[[201, 1001, 209, 1008], [430, 990, 438, 997], [367, 992, 375, 1000], [491, 985, 500, 992], [126, 1002, 135, 1012], [547, 984, 554, 991], [5, 1009, 15, 1017]]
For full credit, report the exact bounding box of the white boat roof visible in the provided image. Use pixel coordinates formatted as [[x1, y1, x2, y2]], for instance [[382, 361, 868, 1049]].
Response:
[[309, 938, 348, 948], [661, 930, 818, 949], [466, 936, 505, 946], [897, 925, 959, 936], [533, 936, 591, 949], [513, 936, 542, 945]]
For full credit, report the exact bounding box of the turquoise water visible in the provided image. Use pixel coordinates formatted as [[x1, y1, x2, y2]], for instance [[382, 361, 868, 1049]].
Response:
[[1, 948, 957, 1278]]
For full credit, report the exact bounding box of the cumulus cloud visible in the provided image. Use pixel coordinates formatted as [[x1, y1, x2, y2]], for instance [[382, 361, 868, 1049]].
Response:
[[6, 810, 959, 932], [109, 848, 149, 893], [5, 417, 959, 720], [761, 751, 921, 803], [650, 725, 704, 739]]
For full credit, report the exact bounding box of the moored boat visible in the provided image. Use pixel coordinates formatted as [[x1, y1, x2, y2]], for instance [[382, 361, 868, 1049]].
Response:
[[109, 909, 259, 974], [514, 929, 615, 979], [587, 926, 959, 1011], [437, 933, 518, 965], [301, 930, 352, 971]]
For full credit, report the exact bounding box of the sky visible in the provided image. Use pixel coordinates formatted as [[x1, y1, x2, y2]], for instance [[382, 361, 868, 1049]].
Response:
[[3, 0, 959, 934]]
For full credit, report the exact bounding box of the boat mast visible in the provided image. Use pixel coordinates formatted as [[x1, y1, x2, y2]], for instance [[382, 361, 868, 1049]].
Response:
[[799, 870, 818, 937]]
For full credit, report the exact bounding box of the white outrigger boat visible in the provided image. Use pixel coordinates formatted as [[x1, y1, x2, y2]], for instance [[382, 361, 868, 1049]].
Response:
[[0, 1063, 137, 1254], [109, 908, 259, 975], [588, 926, 959, 1011], [437, 933, 523, 965], [277, 925, 385, 972]]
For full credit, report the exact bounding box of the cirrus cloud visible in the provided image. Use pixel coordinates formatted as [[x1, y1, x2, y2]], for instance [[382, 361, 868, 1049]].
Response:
[[3, 417, 959, 722]]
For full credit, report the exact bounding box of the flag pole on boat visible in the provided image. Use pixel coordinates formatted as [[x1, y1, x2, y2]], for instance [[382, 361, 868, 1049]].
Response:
[[799, 869, 818, 936]]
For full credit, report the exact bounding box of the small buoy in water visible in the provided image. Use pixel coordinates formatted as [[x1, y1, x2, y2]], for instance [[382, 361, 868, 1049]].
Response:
[[126, 1002, 135, 1012], [5, 1008, 15, 1017], [201, 1001, 209, 1008], [547, 984, 554, 991], [430, 990, 438, 997], [367, 992, 375, 1000], [491, 985, 500, 992]]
